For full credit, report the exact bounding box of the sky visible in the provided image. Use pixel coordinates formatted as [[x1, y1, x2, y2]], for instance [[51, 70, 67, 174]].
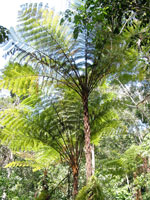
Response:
[[0, 0, 69, 96], [0, 0, 69, 28]]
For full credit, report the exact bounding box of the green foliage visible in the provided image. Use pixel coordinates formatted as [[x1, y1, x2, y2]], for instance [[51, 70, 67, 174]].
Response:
[[66, 0, 150, 36], [0, 83, 123, 198], [99, 144, 144, 177], [0, 96, 61, 171], [0, 164, 40, 199], [89, 87, 123, 145], [0, 25, 9, 43], [120, 145, 143, 173], [1, 1, 150, 199], [0, 143, 69, 199], [0, 63, 39, 96], [1, 4, 142, 186], [0, 82, 121, 165], [1, 1, 134, 99], [76, 176, 105, 200]]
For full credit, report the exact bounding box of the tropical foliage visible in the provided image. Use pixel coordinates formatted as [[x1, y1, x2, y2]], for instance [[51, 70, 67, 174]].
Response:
[[0, 0, 150, 199]]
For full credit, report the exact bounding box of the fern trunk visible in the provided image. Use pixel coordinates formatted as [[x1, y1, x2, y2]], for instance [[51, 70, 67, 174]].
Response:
[[72, 163, 79, 199], [82, 94, 92, 182]]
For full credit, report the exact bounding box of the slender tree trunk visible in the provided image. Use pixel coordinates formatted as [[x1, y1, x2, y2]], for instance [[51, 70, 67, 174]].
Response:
[[91, 144, 95, 175], [72, 163, 79, 199], [82, 94, 92, 182], [126, 175, 131, 193]]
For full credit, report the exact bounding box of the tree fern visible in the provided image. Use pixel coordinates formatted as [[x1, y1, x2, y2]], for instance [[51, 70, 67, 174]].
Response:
[[1, 2, 136, 181], [0, 83, 123, 198]]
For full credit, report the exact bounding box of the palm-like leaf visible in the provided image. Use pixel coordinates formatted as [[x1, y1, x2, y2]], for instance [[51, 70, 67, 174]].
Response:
[[2, 3, 128, 96]]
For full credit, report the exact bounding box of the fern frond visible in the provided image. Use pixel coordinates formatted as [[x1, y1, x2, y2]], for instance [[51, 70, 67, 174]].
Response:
[[5, 145, 59, 171], [5, 160, 34, 168], [0, 63, 39, 95], [76, 176, 105, 200]]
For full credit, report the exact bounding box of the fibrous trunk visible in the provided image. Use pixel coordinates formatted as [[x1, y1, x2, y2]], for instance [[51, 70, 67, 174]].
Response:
[[82, 94, 92, 182], [72, 163, 79, 199]]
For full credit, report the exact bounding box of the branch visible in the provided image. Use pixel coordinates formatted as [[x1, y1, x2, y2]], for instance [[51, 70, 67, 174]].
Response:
[[119, 11, 134, 35], [136, 94, 150, 106], [116, 78, 136, 105], [116, 78, 150, 121]]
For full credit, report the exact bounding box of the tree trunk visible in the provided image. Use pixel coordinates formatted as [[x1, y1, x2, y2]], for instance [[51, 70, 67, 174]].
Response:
[[82, 94, 92, 182], [72, 164, 79, 199], [91, 144, 95, 175]]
